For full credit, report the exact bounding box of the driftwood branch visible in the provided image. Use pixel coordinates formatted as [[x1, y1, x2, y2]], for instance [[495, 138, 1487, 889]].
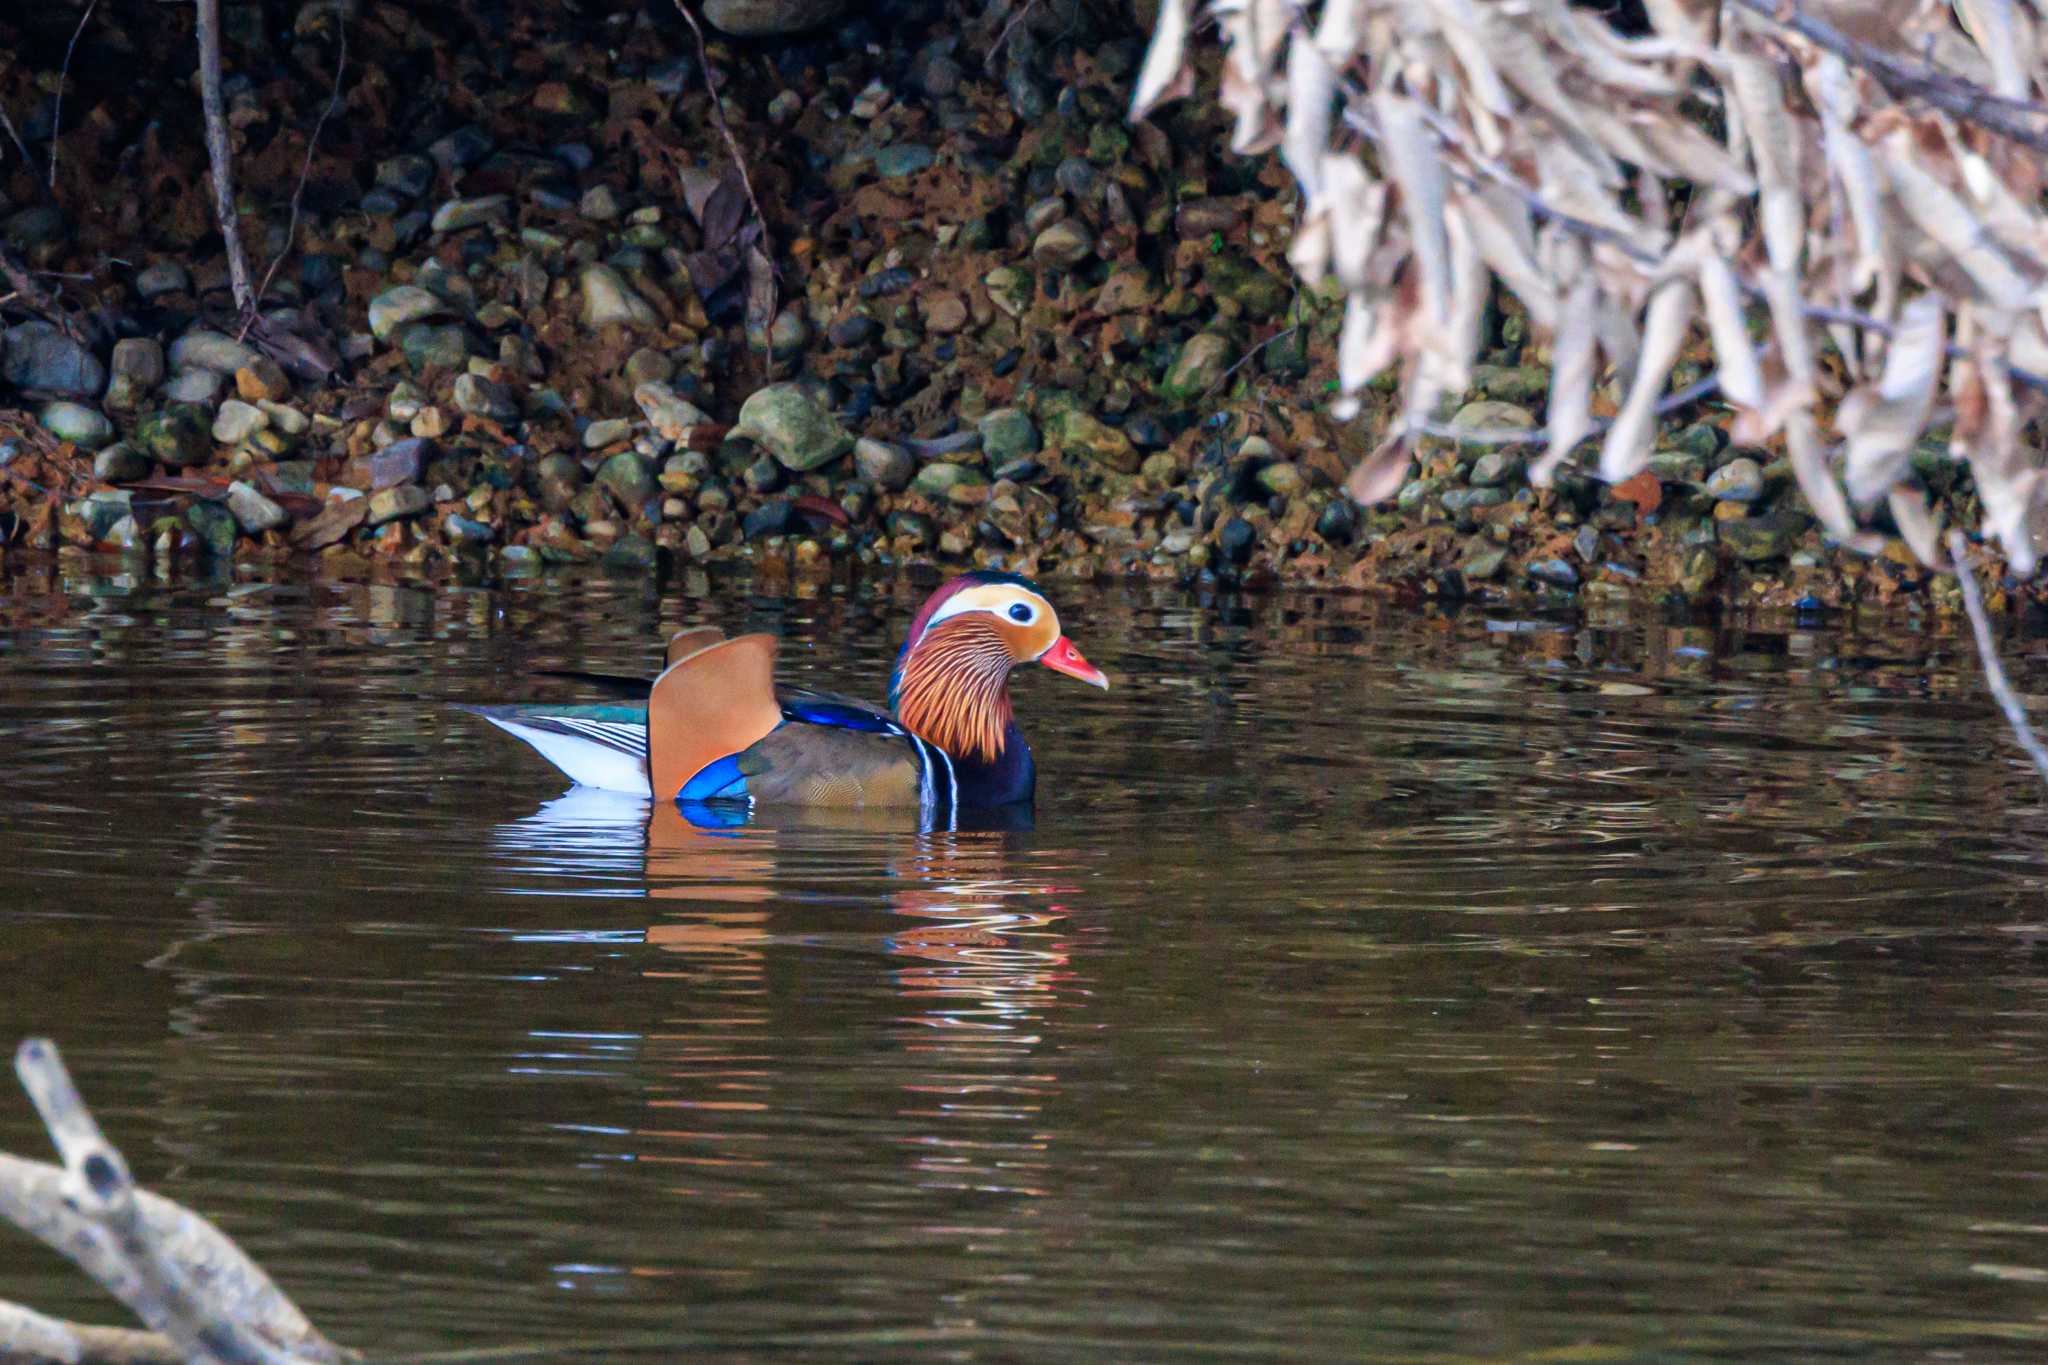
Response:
[[1947, 531, 2048, 788], [0, 1039, 352, 1365], [194, 0, 257, 320], [0, 1299, 182, 1365]]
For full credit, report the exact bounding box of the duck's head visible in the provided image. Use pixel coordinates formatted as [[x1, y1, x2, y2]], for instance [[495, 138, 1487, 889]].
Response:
[[889, 571, 1107, 762]]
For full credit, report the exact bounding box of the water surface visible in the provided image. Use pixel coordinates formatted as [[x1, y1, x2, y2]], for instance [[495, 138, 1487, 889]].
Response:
[[2, 566, 2047, 1360]]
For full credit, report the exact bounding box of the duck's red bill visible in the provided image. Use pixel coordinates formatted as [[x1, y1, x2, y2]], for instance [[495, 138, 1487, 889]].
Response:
[[1040, 636, 1109, 689]]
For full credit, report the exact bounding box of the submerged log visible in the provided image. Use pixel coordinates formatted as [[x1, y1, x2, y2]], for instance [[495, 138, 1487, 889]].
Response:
[[0, 1040, 352, 1365]]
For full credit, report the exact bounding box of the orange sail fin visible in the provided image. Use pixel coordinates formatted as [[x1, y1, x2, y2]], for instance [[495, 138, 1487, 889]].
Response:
[[665, 627, 727, 668], [647, 633, 782, 800]]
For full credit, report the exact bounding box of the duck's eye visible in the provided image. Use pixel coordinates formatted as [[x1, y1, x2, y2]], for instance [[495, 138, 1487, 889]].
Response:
[[1007, 602, 1035, 624]]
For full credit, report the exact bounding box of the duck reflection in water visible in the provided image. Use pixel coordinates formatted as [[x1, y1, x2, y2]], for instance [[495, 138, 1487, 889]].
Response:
[[495, 788, 1082, 1208]]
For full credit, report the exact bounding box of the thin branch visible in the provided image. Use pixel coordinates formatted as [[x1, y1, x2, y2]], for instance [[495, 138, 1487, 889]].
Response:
[[986, 0, 1043, 72], [48, 0, 98, 190], [1403, 370, 1725, 447], [1947, 530, 2048, 787], [0, 101, 36, 182], [1206, 325, 1301, 396], [667, 0, 778, 345], [667, 2, 773, 268], [195, 0, 257, 320], [0, 242, 82, 342], [1735, 0, 2048, 155], [246, 2, 348, 334]]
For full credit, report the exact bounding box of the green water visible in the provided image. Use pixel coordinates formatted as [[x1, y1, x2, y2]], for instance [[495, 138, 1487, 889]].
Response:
[[2, 566, 2047, 1360]]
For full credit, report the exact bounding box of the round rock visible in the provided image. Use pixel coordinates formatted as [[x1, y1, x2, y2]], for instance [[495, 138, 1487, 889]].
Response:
[[733, 383, 853, 472]]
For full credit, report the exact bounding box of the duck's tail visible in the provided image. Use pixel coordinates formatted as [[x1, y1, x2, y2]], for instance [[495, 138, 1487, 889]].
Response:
[[459, 704, 652, 793]]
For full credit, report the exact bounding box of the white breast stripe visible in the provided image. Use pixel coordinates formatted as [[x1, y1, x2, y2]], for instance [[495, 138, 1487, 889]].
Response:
[[909, 735, 936, 828], [935, 744, 957, 831]]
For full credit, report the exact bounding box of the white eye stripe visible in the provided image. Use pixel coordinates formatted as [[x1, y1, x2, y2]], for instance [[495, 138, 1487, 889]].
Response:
[[926, 589, 1050, 629]]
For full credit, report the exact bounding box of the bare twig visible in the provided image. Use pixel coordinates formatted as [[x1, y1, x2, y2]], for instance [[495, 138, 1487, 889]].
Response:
[[667, 0, 777, 333], [1206, 325, 1300, 396], [0, 100, 36, 182], [986, 0, 1043, 72], [48, 0, 98, 190], [0, 243, 82, 342], [195, 0, 257, 320], [1736, 0, 2048, 155], [246, 2, 349, 335], [1947, 531, 2048, 787]]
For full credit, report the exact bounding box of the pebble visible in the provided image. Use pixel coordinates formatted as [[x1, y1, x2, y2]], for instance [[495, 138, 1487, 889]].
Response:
[[1045, 405, 1137, 473], [212, 400, 269, 445], [38, 400, 113, 449], [225, 481, 289, 534], [1469, 451, 1523, 488], [1217, 516, 1256, 565], [1706, 456, 1764, 503], [399, 324, 472, 370], [1031, 220, 1095, 269], [369, 439, 430, 489], [978, 408, 1040, 463], [431, 195, 511, 233], [367, 285, 446, 341], [235, 359, 290, 402], [134, 261, 191, 299], [2, 322, 105, 396], [635, 382, 714, 441], [858, 267, 914, 299], [922, 293, 969, 334], [134, 405, 211, 468], [579, 264, 659, 329], [93, 443, 150, 483], [161, 369, 224, 404], [168, 330, 260, 374], [742, 498, 795, 539], [579, 185, 623, 221], [624, 347, 674, 388], [874, 144, 936, 179], [595, 451, 656, 506], [1160, 332, 1232, 404], [104, 338, 165, 410], [185, 502, 239, 557], [366, 483, 432, 526], [453, 374, 519, 421], [854, 437, 915, 490], [702, 0, 845, 36], [375, 154, 436, 200], [983, 266, 1033, 318], [1528, 558, 1580, 588], [583, 418, 633, 450], [829, 315, 880, 348]]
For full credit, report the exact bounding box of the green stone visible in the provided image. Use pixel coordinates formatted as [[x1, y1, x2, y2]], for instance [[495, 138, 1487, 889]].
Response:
[[184, 500, 238, 557], [134, 404, 211, 468]]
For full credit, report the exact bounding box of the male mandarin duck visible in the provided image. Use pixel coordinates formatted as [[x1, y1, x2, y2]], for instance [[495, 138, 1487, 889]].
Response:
[[471, 572, 1108, 819]]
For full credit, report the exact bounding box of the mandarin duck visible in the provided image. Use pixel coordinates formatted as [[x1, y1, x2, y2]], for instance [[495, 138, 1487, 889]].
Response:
[[471, 572, 1107, 819]]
